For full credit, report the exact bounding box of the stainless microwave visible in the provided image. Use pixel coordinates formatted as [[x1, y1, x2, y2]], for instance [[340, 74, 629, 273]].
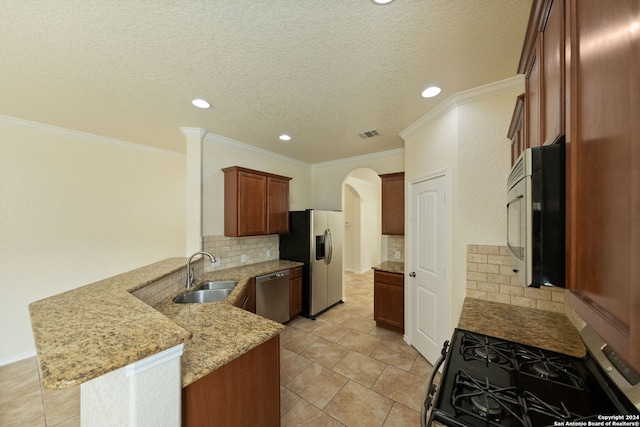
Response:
[[506, 141, 565, 287]]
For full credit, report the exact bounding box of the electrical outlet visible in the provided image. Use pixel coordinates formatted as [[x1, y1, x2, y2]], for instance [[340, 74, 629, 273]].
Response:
[[266, 249, 271, 258], [394, 251, 401, 259], [241, 254, 247, 263]]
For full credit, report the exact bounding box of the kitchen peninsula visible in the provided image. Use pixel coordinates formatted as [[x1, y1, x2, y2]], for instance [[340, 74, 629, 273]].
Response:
[[29, 257, 301, 426]]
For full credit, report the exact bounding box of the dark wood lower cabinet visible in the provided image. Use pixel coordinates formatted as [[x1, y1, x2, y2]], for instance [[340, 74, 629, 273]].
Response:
[[373, 270, 404, 333], [182, 336, 280, 427], [235, 277, 256, 313]]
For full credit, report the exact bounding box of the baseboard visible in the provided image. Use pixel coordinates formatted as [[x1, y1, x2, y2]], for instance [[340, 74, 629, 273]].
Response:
[[0, 350, 37, 367]]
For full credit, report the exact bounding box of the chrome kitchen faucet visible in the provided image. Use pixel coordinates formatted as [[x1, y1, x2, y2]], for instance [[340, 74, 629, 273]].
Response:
[[186, 251, 217, 288]]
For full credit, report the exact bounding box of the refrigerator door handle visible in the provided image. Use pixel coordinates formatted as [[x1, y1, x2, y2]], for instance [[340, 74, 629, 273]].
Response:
[[324, 228, 333, 265]]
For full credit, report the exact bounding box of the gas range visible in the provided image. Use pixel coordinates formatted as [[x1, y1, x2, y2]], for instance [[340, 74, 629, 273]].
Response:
[[423, 328, 639, 427]]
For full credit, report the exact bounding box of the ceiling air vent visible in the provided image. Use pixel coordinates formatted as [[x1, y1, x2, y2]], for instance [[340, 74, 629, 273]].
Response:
[[358, 129, 381, 139]]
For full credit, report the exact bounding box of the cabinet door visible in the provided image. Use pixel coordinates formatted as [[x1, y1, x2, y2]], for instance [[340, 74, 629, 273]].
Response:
[[238, 172, 268, 236], [526, 42, 542, 148], [267, 176, 289, 234], [542, 0, 564, 146], [509, 94, 526, 165], [380, 173, 405, 235], [289, 267, 302, 319], [567, 0, 640, 374], [373, 271, 404, 333], [235, 278, 256, 313]]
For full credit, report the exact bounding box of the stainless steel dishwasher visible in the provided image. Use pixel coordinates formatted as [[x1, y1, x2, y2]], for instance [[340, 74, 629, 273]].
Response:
[[255, 269, 290, 323]]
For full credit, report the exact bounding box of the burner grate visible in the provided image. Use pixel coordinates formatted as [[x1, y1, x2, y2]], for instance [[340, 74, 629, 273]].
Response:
[[460, 332, 515, 369], [514, 347, 587, 390], [452, 370, 527, 427]]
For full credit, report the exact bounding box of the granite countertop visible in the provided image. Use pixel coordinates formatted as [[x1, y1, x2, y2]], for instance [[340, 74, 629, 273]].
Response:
[[458, 298, 586, 357], [372, 261, 404, 274], [154, 260, 301, 387], [29, 258, 301, 390]]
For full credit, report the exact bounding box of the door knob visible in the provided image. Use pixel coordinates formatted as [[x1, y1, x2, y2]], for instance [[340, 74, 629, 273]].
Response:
[[409, 272, 416, 277]]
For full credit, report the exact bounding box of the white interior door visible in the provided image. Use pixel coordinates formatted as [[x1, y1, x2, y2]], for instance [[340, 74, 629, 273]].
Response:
[[409, 173, 448, 364]]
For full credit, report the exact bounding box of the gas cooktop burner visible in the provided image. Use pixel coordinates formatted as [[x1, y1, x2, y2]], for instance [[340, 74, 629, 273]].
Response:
[[531, 361, 562, 379], [461, 332, 513, 367], [471, 393, 503, 417], [514, 347, 586, 390]]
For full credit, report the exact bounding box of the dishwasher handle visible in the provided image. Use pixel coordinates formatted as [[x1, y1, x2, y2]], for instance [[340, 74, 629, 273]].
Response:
[[257, 270, 290, 282]]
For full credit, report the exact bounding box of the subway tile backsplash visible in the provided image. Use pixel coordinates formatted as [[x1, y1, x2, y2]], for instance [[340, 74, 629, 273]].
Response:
[[386, 235, 405, 262], [202, 234, 279, 270], [466, 244, 586, 331]]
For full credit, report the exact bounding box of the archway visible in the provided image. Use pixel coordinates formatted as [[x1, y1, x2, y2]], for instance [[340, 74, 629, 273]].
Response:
[[342, 168, 381, 273]]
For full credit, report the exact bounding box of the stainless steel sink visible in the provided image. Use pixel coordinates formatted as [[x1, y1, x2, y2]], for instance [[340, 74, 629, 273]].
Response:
[[195, 281, 238, 291], [173, 289, 233, 304]]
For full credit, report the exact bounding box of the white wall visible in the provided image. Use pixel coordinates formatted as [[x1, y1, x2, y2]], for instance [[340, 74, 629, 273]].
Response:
[[344, 171, 382, 273], [201, 133, 312, 236], [0, 116, 186, 364], [343, 184, 359, 272], [402, 76, 524, 334]]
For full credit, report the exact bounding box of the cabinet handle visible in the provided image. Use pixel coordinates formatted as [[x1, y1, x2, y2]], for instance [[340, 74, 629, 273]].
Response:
[[409, 272, 416, 277]]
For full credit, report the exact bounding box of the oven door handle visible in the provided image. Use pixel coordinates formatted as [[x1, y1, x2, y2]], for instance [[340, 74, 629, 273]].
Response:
[[421, 340, 449, 427]]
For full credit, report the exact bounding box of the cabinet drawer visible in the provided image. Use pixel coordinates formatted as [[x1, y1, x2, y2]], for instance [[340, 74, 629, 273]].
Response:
[[374, 270, 403, 287]]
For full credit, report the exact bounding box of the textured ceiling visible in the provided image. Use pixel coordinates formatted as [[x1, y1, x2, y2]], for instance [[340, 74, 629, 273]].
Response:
[[1, 0, 531, 163]]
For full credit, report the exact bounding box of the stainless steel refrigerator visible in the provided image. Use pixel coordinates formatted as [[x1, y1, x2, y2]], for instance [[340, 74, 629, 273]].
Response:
[[279, 209, 343, 319]]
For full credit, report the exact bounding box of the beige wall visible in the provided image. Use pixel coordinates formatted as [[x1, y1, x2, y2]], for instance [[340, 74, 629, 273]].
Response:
[[403, 77, 524, 336], [311, 150, 404, 211], [0, 117, 186, 363], [201, 133, 312, 237]]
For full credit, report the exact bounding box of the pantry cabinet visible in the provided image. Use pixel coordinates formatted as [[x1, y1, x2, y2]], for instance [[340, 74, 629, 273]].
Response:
[[373, 270, 404, 333], [380, 172, 404, 235], [222, 166, 291, 237]]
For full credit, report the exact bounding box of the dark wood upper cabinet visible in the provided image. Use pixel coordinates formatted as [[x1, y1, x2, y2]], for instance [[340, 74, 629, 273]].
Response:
[[380, 172, 405, 235], [519, 0, 566, 149], [565, 0, 640, 375], [222, 166, 291, 237], [508, 94, 526, 164]]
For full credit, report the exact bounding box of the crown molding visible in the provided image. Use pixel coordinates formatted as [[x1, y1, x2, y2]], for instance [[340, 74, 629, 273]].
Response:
[[400, 75, 525, 140], [202, 131, 310, 167], [180, 127, 208, 139], [0, 114, 184, 158]]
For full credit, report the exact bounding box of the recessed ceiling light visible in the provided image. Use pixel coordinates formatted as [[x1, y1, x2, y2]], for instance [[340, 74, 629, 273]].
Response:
[[191, 98, 211, 109], [371, 0, 395, 4], [421, 86, 442, 98], [279, 134, 292, 141]]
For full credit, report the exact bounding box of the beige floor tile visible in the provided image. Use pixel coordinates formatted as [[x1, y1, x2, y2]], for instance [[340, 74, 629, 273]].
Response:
[[0, 364, 41, 406], [50, 414, 80, 427], [281, 385, 300, 417], [382, 402, 421, 427], [302, 338, 350, 369], [280, 347, 313, 385], [0, 357, 39, 384], [337, 330, 382, 356], [0, 388, 45, 427], [310, 321, 352, 343], [288, 316, 322, 333], [286, 363, 348, 409], [410, 355, 434, 379], [372, 365, 426, 412], [281, 399, 345, 427], [281, 326, 321, 353], [370, 340, 419, 371], [324, 380, 393, 427], [341, 314, 376, 334], [332, 351, 386, 388], [368, 325, 406, 343], [41, 385, 80, 426], [317, 308, 352, 324]]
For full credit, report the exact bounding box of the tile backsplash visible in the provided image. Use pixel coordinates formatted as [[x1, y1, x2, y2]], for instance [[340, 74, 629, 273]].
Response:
[[466, 244, 586, 330], [386, 235, 404, 262], [131, 259, 203, 306], [202, 234, 278, 270], [466, 244, 566, 312]]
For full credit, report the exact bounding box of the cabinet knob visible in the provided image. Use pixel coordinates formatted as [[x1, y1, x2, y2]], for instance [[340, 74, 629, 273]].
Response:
[[409, 272, 416, 277]]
